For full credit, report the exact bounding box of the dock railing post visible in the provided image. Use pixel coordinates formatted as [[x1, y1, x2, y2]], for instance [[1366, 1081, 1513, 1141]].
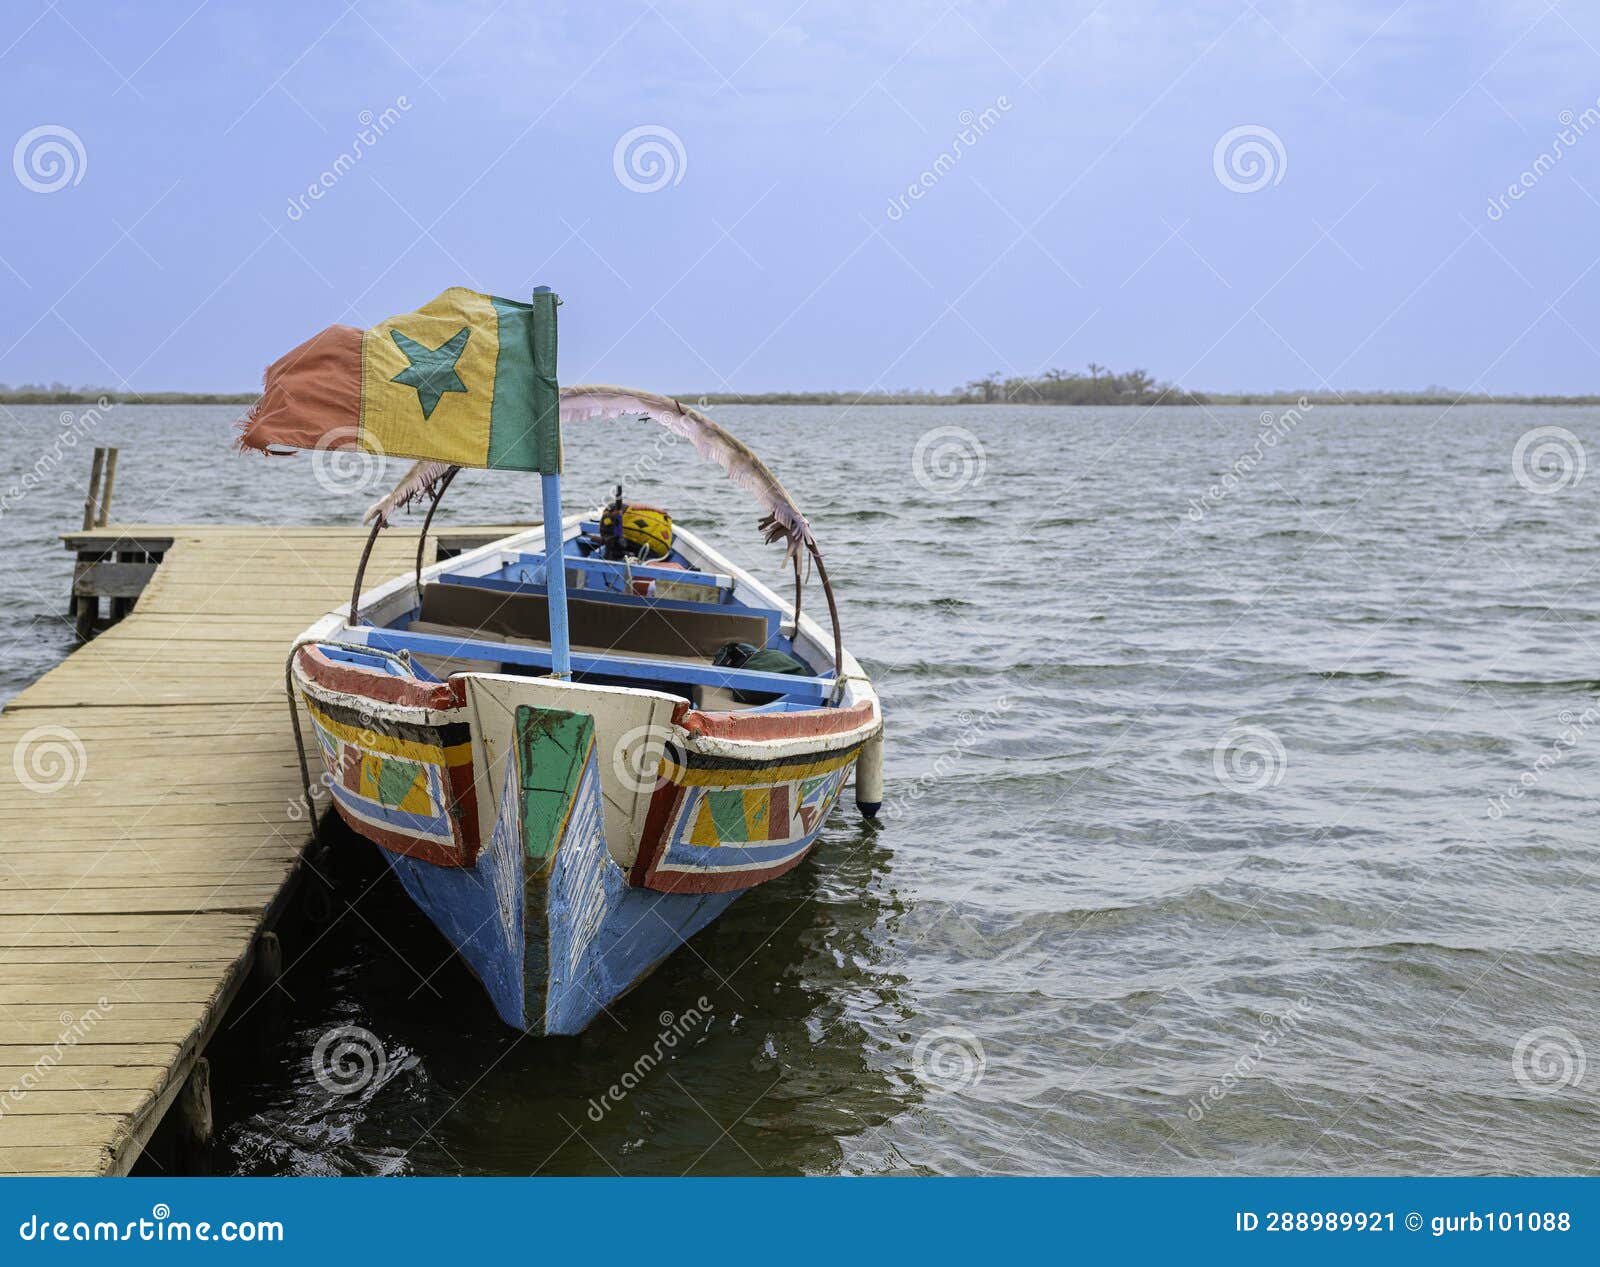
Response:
[[73, 448, 109, 640], [81, 446, 105, 531], [95, 447, 117, 526]]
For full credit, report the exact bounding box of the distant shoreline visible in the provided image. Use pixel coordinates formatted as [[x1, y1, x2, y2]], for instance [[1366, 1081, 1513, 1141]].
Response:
[[4, 390, 1599, 407]]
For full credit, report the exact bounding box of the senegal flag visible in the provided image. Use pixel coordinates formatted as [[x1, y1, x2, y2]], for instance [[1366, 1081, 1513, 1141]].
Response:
[[238, 287, 561, 472]]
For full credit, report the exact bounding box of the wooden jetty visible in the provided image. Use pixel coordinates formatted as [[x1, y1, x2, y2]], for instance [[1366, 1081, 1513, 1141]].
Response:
[[0, 521, 520, 1175]]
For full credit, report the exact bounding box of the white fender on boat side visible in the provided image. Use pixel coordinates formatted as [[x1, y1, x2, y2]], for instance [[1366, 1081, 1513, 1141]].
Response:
[[855, 729, 883, 819]]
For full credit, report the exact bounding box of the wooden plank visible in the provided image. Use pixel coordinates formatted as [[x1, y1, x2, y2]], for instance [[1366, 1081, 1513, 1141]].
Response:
[[0, 1003, 209, 1024], [0, 1146, 114, 1175], [0, 890, 281, 916], [0, 1114, 138, 1147], [0, 1043, 182, 1065], [0, 1066, 167, 1091], [71, 561, 158, 599], [0, 980, 225, 1004], [0, 948, 247, 965], [0, 1018, 206, 1045], [0, 1089, 156, 1116], [61, 533, 175, 553], [0, 951, 249, 968]]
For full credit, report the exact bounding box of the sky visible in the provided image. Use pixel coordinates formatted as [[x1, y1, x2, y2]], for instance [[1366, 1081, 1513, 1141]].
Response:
[[1, 0, 1599, 395]]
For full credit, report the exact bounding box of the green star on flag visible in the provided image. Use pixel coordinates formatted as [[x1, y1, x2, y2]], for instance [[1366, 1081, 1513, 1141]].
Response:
[[390, 326, 471, 419]]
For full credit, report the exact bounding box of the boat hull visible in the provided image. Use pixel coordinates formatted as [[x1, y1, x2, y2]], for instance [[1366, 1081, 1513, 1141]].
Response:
[[377, 703, 744, 1034], [296, 653, 867, 1034]]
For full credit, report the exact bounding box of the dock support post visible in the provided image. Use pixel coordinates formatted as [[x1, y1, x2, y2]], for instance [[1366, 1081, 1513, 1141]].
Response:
[[254, 930, 284, 993], [175, 1057, 213, 1175], [252, 929, 287, 1032], [73, 592, 97, 642]]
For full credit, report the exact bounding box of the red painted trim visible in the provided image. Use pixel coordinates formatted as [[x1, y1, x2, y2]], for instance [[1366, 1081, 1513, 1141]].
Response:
[[444, 762, 479, 855], [675, 698, 874, 742], [629, 783, 684, 888], [644, 847, 815, 895], [296, 645, 468, 711]]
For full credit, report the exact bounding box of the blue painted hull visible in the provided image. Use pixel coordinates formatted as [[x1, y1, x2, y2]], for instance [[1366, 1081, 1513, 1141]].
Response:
[[381, 841, 738, 1035], [378, 704, 739, 1035]]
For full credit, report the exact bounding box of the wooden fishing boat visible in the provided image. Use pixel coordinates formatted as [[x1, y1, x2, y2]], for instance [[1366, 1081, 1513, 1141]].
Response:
[[287, 492, 880, 1034], [241, 289, 881, 1035]]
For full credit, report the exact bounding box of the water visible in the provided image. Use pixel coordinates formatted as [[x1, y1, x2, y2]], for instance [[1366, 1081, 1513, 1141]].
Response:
[[2, 402, 1598, 1175]]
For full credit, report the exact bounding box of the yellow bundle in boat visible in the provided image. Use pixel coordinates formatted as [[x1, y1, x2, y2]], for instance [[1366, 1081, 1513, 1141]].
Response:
[[601, 502, 673, 559]]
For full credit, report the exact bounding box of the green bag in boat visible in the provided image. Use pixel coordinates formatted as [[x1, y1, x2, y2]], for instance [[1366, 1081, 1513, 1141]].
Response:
[[713, 641, 809, 704]]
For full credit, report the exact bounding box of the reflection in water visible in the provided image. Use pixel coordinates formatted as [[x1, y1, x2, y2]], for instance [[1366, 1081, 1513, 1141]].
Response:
[[187, 815, 907, 1176]]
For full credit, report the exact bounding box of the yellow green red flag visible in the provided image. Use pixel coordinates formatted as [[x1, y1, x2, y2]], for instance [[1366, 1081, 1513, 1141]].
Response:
[[238, 287, 561, 472]]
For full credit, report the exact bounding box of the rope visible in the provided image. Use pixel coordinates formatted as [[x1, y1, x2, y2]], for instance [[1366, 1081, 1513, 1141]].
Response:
[[284, 639, 322, 836]]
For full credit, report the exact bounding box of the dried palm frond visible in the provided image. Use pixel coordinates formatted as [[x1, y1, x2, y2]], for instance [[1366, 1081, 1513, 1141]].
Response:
[[559, 385, 815, 557]]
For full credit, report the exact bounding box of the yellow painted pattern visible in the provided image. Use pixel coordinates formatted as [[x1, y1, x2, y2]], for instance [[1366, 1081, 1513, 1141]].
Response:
[[306, 700, 471, 767], [357, 752, 383, 803], [359, 287, 499, 466], [689, 799, 720, 846], [396, 767, 434, 815], [349, 750, 435, 814], [742, 788, 771, 839]]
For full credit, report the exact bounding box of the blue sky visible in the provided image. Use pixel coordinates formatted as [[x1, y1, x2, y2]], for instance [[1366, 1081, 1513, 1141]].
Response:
[[2, 0, 1599, 394]]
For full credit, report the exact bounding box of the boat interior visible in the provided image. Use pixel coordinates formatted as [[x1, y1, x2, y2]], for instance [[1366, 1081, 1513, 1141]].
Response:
[[333, 519, 841, 714]]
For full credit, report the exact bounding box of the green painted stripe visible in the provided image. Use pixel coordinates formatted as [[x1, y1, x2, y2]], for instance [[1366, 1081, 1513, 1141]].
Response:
[[486, 291, 562, 472], [515, 705, 593, 861]]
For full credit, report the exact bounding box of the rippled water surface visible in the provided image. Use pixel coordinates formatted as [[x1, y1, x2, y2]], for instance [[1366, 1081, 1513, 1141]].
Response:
[[3, 403, 1598, 1175]]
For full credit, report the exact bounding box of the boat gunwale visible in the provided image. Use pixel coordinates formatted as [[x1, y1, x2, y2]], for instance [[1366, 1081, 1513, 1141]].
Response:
[[291, 517, 881, 760]]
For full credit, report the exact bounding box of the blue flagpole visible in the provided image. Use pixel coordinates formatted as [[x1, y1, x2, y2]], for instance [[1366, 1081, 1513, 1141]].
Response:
[[531, 286, 570, 680], [541, 471, 571, 679]]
